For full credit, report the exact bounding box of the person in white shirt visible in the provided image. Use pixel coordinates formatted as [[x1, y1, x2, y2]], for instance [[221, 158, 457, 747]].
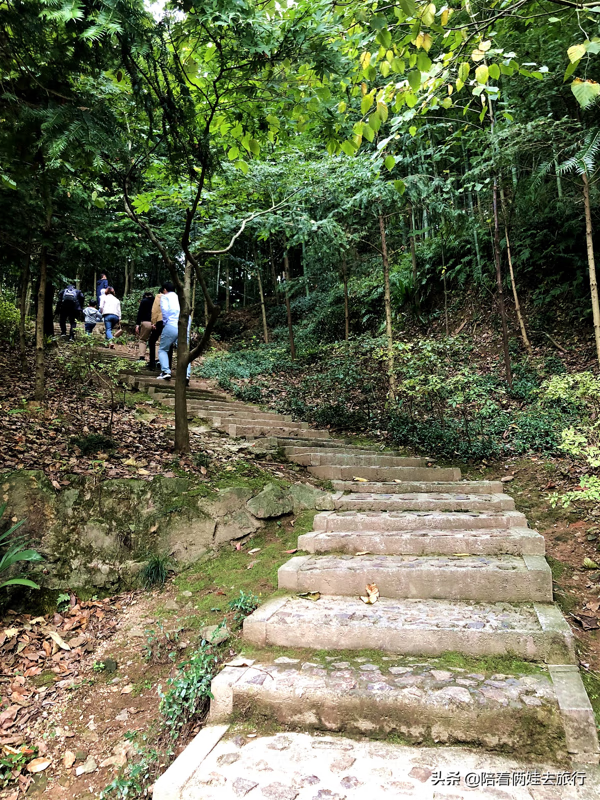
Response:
[[157, 282, 191, 382], [99, 287, 122, 347]]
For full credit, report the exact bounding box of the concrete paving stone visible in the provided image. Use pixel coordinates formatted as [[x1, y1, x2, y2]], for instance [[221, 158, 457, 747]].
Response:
[[243, 596, 575, 664], [289, 453, 429, 468], [331, 479, 506, 494], [297, 526, 545, 556], [278, 554, 552, 602], [333, 492, 515, 512], [313, 510, 528, 532], [230, 425, 330, 440], [154, 727, 600, 800], [309, 465, 461, 481], [210, 660, 567, 758]]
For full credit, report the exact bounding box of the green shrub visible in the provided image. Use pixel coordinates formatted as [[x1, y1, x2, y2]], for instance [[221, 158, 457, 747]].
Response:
[[71, 433, 116, 454], [141, 555, 169, 589], [0, 297, 19, 344]]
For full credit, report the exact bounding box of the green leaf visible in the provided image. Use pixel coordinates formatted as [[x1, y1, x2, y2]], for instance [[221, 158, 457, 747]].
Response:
[[376, 29, 392, 49], [406, 92, 418, 108], [488, 63, 500, 80], [399, 0, 416, 16], [247, 139, 260, 156], [408, 70, 421, 91], [422, 3, 436, 26], [502, 111, 514, 121], [475, 65, 489, 84], [361, 93, 374, 115], [458, 62, 470, 83], [393, 179, 406, 194], [417, 52, 432, 72], [340, 140, 357, 156], [568, 44, 587, 63], [369, 112, 382, 132], [338, 101, 347, 113], [362, 124, 375, 142], [564, 59, 580, 81], [0, 578, 40, 589], [235, 160, 249, 175], [409, 125, 417, 136], [384, 155, 396, 171], [228, 146, 240, 161], [572, 78, 600, 108]]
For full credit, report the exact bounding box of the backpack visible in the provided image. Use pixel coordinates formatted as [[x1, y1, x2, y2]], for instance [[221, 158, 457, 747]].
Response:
[[63, 287, 77, 301]]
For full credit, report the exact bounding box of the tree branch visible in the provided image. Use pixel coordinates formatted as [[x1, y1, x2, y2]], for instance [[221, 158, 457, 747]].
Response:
[[198, 196, 295, 256]]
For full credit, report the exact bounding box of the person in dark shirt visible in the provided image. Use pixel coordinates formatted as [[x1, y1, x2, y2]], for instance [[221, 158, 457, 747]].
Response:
[[96, 273, 108, 306], [56, 284, 85, 340], [135, 292, 155, 361]]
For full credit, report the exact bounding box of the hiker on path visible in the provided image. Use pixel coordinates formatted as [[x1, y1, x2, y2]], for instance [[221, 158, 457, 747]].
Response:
[[99, 287, 121, 347], [135, 292, 154, 362], [96, 273, 108, 306], [56, 284, 85, 341], [83, 299, 102, 335], [147, 290, 171, 372], [157, 282, 191, 383]]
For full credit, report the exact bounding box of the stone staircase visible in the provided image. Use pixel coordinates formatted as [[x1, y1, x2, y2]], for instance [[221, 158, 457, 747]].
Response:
[[152, 428, 600, 798]]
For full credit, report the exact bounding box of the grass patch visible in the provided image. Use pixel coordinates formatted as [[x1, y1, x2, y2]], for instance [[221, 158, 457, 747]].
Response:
[[582, 669, 600, 728], [30, 671, 56, 688], [546, 555, 571, 582], [173, 511, 315, 631]]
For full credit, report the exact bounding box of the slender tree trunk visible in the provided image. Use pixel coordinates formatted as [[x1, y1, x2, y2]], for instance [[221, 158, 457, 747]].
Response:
[[191, 271, 196, 324], [379, 210, 396, 401], [216, 258, 220, 300], [257, 269, 269, 344], [225, 260, 230, 313], [243, 269, 247, 308], [174, 260, 191, 453], [124, 259, 129, 297], [442, 243, 449, 336], [408, 204, 418, 287], [19, 251, 31, 367], [204, 297, 208, 326], [492, 179, 513, 386], [34, 247, 48, 401], [342, 254, 350, 342], [583, 171, 600, 367], [283, 246, 296, 360], [500, 187, 532, 355]]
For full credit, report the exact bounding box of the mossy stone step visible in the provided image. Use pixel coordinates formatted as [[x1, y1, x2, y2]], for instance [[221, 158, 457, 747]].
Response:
[[243, 595, 575, 664], [333, 492, 515, 512]]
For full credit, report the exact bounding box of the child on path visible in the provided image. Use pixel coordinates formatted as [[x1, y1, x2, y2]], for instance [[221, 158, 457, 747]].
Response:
[[83, 299, 102, 334], [135, 292, 154, 361]]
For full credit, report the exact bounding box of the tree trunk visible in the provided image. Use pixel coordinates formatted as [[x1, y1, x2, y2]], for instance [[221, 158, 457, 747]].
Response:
[[408, 204, 418, 288], [191, 271, 196, 324], [342, 254, 350, 342], [123, 259, 129, 297], [379, 211, 396, 401], [225, 260, 230, 313], [500, 188, 532, 356], [174, 260, 191, 453], [492, 179, 513, 387], [583, 171, 600, 367], [257, 269, 269, 344], [19, 252, 31, 367], [283, 246, 296, 360], [269, 239, 278, 298], [34, 248, 47, 401]]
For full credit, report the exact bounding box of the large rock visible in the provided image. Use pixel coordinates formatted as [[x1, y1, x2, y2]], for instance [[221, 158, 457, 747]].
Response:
[[289, 482, 334, 513], [246, 483, 293, 519]]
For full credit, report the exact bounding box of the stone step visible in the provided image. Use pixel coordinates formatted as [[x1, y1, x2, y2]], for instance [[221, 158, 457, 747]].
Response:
[[289, 452, 429, 467], [333, 492, 515, 512], [208, 657, 598, 762], [228, 424, 330, 440], [284, 445, 398, 456], [153, 395, 250, 408], [146, 386, 226, 401], [313, 510, 528, 532], [153, 726, 600, 800], [244, 596, 575, 664], [193, 410, 297, 425], [297, 526, 545, 556], [309, 465, 461, 481], [278, 554, 553, 602], [332, 479, 505, 494]]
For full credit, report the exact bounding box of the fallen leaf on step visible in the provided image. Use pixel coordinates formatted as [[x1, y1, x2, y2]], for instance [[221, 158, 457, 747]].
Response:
[[248, 548, 261, 554], [393, 479, 402, 484], [360, 584, 379, 605], [501, 475, 514, 483], [583, 557, 600, 570], [246, 560, 257, 570], [284, 549, 298, 554], [63, 751, 76, 769], [121, 684, 133, 694], [353, 477, 368, 482], [355, 551, 370, 556], [452, 553, 470, 557], [138, 469, 150, 476], [298, 592, 320, 601]]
